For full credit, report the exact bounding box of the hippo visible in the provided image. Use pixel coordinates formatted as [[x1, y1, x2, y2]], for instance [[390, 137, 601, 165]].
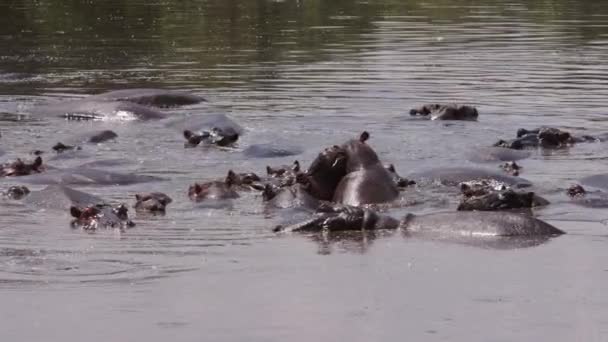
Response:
[[580, 174, 608, 192], [266, 160, 301, 187], [0, 156, 44, 177], [499, 161, 522, 176], [183, 127, 239, 147], [242, 143, 303, 158], [457, 189, 549, 211], [133, 192, 172, 214], [409, 167, 532, 188], [274, 205, 564, 237], [566, 184, 608, 208], [495, 127, 602, 150], [188, 173, 239, 202], [88, 88, 204, 108], [3, 185, 30, 200], [225, 170, 264, 191], [466, 147, 531, 163], [24, 185, 105, 210], [31, 99, 167, 121], [410, 104, 478, 121], [10, 167, 164, 186], [332, 132, 399, 206], [299, 144, 348, 201], [70, 204, 135, 231], [262, 183, 320, 210]]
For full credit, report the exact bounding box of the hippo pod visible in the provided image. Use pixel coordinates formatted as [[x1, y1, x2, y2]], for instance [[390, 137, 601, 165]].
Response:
[[494, 127, 603, 150], [332, 132, 399, 206], [70, 204, 135, 231], [275, 205, 564, 237], [0, 156, 44, 177], [410, 104, 478, 121]]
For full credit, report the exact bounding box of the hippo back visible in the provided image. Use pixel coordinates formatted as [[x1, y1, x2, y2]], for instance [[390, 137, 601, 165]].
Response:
[[25, 185, 105, 210], [333, 164, 399, 206], [403, 211, 564, 237]]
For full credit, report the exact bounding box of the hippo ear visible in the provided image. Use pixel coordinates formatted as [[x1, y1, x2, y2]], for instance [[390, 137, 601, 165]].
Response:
[[292, 160, 300, 172], [135, 194, 142, 201], [183, 130, 193, 140], [360, 131, 370, 143], [194, 183, 203, 194], [70, 206, 82, 218], [387, 164, 396, 173], [266, 166, 273, 175]]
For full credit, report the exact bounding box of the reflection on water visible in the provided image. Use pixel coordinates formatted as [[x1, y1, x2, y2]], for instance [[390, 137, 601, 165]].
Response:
[[2, 0, 608, 341]]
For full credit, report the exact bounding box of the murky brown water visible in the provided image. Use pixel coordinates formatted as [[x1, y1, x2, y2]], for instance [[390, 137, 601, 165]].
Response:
[[2, 0, 608, 341]]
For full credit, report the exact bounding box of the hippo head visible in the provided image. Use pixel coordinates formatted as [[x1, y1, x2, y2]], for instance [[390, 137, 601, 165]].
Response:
[[567, 184, 586, 198], [266, 160, 301, 187], [188, 179, 239, 202], [225, 170, 264, 191], [410, 104, 478, 121], [385, 164, 416, 188], [538, 127, 573, 148], [183, 127, 239, 148], [52, 142, 78, 153], [0, 156, 44, 177], [88, 130, 118, 144], [70, 204, 135, 231], [409, 104, 441, 116], [133, 192, 173, 214], [341, 131, 381, 172], [499, 161, 522, 176], [302, 144, 347, 201], [4, 185, 30, 200]]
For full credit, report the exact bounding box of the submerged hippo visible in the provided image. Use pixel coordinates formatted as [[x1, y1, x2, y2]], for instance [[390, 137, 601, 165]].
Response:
[[495, 127, 602, 150], [31, 99, 167, 121], [243, 143, 303, 158], [88, 88, 204, 108], [0, 156, 44, 177], [183, 127, 239, 147], [24, 185, 105, 210], [499, 161, 522, 176], [225, 170, 264, 191], [167, 114, 243, 148], [51, 130, 119, 154], [70, 204, 135, 231], [566, 184, 608, 208], [133, 192, 172, 214], [409, 167, 532, 188], [275, 205, 564, 237], [2, 185, 30, 200], [266, 160, 301, 187], [332, 132, 399, 206], [458, 189, 549, 211], [410, 104, 479, 121], [466, 147, 531, 163], [188, 172, 240, 202], [11, 167, 164, 186]]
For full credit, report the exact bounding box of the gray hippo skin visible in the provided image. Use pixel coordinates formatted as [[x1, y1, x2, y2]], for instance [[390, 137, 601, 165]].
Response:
[[457, 189, 549, 211], [10, 167, 165, 186], [566, 184, 608, 208], [410, 104, 478, 121], [24, 185, 105, 210], [243, 143, 303, 158], [402, 211, 564, 237], [580, 174, 608, 191], [32, 99, 166, 121], [495, 127, 601, 150], [409, 167, 532, 188], [466, 147, 531, 163], [168, 114, 243, 148], [133, 192, 172, 214], [333, 132, 399, 206], [89, 88, 204, 108]]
